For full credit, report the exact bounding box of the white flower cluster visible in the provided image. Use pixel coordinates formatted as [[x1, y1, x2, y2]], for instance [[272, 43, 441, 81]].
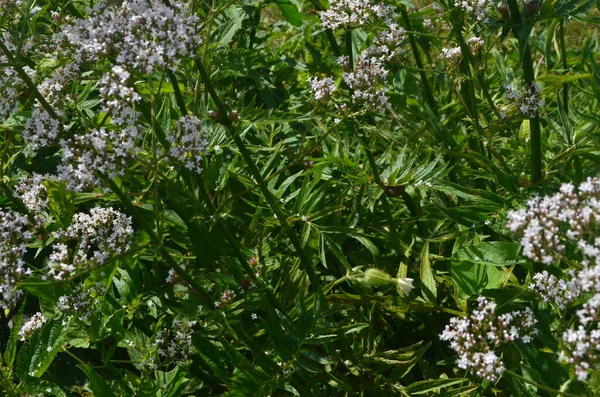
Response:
[[0, 210, 32, 309], [555, 264, 600, 380], [18, 312, 46, 341], [14, 173, 52, 214], [454, 0, 494, 20], [23, 105, 64, 152], [215, 289, 236, 308], [440, 297, 537, 381], [166, 115, 209, 174], [504, 82, 544, 118], [57, 283, 106, 322], [363, 23, 406, 60], [507, 178, 600, 265], [152, 319, 196, 367], [59, 0, 200, 75], [509, 178, 600, 380], [529, 270, 576, 310], [308, 76, 336, 101], [46, 207, 133, 280], [55, 65, 143, 191], [98, 65, 141, 108], [37, 63, 79, 106], [466, 36, 484, 52], [440, 46, 462, 62], [341, 54, 391, 114], [316, 1, 406, 113], [0, 66, 20, 121], [320, 0, 395, 30]]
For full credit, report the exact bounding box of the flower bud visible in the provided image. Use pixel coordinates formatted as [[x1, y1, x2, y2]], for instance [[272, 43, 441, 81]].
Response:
[[363, 268, 396, 287], [362, 268, 414, 296]]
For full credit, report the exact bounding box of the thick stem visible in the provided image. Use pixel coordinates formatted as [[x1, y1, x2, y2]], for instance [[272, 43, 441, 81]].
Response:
[[506, 0, 543, 184]]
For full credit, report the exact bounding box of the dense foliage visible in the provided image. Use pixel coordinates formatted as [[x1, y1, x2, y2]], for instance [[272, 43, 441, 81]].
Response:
[[1, 0, 600, 395]]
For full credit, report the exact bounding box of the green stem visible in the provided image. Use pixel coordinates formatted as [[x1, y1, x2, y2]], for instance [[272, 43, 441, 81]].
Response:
[[507, 0, 542, 184], [168, 70, 188, 115], [558, 20, 569, 116], [195, 59, 320, 288], [504, 370, 584, 397]]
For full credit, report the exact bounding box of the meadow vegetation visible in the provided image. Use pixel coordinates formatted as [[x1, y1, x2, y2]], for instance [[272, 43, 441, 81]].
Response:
[[1, 0, 600, 395]]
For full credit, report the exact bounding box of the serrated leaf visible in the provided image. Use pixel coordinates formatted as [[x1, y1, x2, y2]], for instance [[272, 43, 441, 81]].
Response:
[[16, 319, 69, 379], [3, 301, 26, 367]]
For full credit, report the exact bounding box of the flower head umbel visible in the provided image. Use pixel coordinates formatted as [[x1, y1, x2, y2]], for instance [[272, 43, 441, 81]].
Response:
[[0, 210, 33, 309], [507, 177, 600, 265], [47, 207, 133, 280], [440, 297, 537, 381], [18, 312, 46, 341], [165, 115, 210, 174], [319, 0, 395, 30]]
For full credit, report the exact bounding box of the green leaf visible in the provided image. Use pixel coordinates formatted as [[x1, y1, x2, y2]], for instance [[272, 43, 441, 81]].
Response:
[[16, 319, 69, 379], [420, 242, 437, 301], [78, 364, 116, 397], [275, 0, 302, 27], [18, 377, 67, 397], [554, 0, 595, 15], [451, 242, 519, 298], [3, 301, 26, 367]]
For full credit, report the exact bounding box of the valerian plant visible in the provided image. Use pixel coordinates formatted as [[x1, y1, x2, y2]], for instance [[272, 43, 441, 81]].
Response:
[[0, 0, 599, 395]]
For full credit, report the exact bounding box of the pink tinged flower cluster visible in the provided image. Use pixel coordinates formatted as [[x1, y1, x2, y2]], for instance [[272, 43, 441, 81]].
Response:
[[308, 76, 336, 100], [166, 115, 209, 174], [59, 0, 201, 75], [440, 297, 537, 382], [319, 0, 396, 29], [506, 177, 600, 265], [340, 54, 391, 114], [510, 178, 600, 381], [56, 66, 143, 191], [0, 66, 20, 121], [551, 265, 600, 381], [23, 106, 64, 152], [46, 207, 133, 280], [0, 210, 33, 309], [363, 23, 406, 60], [529, 270, 576, 310]]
